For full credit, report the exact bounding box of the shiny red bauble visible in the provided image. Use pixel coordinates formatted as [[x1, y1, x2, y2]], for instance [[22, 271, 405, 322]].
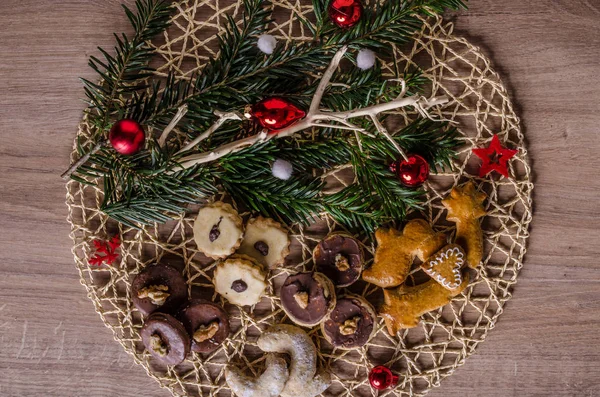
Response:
[[369, 365, 399, 391], [251, 97, 306, 131], [109, 119, 146, 156], [328, 0, 363, 29], [390, 154, 430, 187]]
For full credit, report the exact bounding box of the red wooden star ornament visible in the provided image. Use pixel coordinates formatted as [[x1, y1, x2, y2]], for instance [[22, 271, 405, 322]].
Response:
[[472, 134, 518, 178]]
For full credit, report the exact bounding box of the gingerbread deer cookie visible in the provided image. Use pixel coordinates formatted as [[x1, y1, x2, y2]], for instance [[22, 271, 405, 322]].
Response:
[[442, 182, 487, 269], [362, 219, 447, 288], [380, 271, 470, 335]]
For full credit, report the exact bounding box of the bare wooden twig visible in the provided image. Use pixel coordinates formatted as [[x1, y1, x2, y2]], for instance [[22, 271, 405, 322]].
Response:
[[61, 141, 105, 180], [173, 47, 449, 171], [158, 104, 189, 147]]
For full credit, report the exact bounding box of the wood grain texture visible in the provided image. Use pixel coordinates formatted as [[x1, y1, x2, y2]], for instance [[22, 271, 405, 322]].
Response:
[[0, 0, 599, 396]]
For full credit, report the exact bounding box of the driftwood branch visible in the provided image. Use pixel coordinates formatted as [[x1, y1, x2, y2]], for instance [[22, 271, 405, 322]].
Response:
[[173, 47, 449, 171]]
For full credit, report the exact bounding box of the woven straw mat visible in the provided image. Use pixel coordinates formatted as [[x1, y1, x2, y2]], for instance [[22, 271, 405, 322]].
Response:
[[65, 1, 533, 396]]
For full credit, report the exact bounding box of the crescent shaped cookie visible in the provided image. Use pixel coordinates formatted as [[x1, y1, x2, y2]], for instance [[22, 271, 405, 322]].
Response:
[[226, 354, 289, 397], [362, 219, 447, 288], [257, 324, 331, 397], [442, 182, 487, 268]]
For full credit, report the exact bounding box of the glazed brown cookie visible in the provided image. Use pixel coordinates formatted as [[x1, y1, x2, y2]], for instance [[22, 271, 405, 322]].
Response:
[[362, 220, 447, 288], [380, 272, 470, 335], [213, 255, 268, 306], [313, 233, 364, 287], [442, 182, 487, 268], [178, 299, 230, 354], [193, 202, 244, 259], [321, 295, 377, 350], [237, 217, 291, 268], [140, 312, 190, 365], [280, 272, 336, 327], [132, 263, 187, 317]]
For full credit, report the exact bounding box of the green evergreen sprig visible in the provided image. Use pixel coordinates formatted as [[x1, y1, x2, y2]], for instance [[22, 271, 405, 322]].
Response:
[[67, 0, 467, 233]]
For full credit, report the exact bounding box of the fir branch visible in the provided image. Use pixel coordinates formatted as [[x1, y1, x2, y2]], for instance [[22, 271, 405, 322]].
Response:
[[311, 0, 467, 50], [83, 0, 173, 130], [365, 119, 461, 171]]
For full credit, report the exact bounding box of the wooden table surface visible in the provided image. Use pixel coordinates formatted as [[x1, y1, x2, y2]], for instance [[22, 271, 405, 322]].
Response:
[[1, 0, 599, 396]]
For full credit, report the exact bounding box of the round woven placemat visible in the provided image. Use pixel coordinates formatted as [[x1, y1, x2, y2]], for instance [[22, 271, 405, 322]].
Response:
[[66, 2, 533, 396]]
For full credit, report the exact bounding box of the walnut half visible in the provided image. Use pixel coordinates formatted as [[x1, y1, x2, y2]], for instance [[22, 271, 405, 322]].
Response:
[[137, 284, 170, 306], [150, 333, 169, 356], [335, 254, 350, 272], [339, 316, 360, 336], [293, 291, 309, 309], [193, 321, 220, 343]]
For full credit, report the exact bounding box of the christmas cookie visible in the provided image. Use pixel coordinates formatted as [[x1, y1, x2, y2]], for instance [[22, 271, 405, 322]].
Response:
[[140, 312, 190, 366], [442, 182, 487, 268], [178, 299, 230, 354], [321, 295, 377, 350], [313, 233, 364, 287], [280, 272, 336, 327], [226, 354, 289, 397], [193, 202, 244, 259], [380, 272, 470, 335], [213, 255, 268, 306], [421, 244, 466, 290], [362, 220, 447, 288], [132, 263, 187, 317], [257, 324, 331, 397], [237, 216, 290, 268]]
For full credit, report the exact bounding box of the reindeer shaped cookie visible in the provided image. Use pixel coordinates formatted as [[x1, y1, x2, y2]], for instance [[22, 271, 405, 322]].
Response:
[[442, 182, 487, 269], [362, 219, 447, 288]]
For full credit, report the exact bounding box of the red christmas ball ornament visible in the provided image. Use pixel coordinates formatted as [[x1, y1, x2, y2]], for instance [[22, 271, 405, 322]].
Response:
[[328, 0, 363, 28], [109, 119, 146, 156], [391, 154, 430, 187], [250, 97, 306, 131], [369, 366, 399, 391]]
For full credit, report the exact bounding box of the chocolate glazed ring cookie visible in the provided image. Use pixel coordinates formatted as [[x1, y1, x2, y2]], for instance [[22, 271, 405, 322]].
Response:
[[313, 233, 364, 287], [141, 313, 191, 365], [280, 272, 336, 327], [178, 299, 230, 354], [321, 295, 377, 350], [132, 263, 187, 317]]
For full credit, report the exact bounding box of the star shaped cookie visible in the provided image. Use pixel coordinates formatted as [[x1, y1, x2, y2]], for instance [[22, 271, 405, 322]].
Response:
[[442, 182, 487, 269]]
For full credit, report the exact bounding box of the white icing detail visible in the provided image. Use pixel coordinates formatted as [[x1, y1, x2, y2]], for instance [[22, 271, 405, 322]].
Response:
[[424, 246, 464, 289]]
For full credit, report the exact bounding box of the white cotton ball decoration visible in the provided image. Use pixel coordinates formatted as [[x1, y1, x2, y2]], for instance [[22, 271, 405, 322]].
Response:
[[272, 159, 293, 180], [257, 34, 277, 55], [356, 48, 376, 70]]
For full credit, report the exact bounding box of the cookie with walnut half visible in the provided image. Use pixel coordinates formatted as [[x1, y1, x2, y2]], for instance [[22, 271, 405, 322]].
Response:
[[237, 216, 291, 269], [193, 202, 244, 259], [213, 255, 268, 307], [178, 299, 230, 354], [132, 263, 187, 317], [280, 272, 336, 327], [321, 295, 377, 350], [313, 233, 364, 288]]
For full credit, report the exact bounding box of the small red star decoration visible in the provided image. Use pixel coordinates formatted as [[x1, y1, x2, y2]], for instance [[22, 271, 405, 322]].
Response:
[[472, 134, 518, 178], [89, 235, 121, 266]]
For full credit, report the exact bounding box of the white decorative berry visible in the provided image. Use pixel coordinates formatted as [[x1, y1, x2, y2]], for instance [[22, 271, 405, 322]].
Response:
[[257, 34, 277, 55], [356, 49, 376, 70], [272, 159, 293, 180]]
